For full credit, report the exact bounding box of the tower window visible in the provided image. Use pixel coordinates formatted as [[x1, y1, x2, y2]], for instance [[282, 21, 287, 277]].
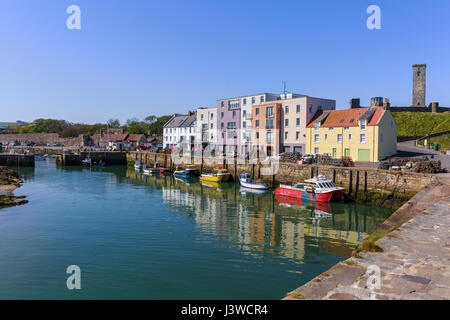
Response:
[[417, 71, 421, 76]]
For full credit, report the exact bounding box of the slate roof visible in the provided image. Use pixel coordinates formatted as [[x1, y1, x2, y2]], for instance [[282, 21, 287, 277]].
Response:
[[164, 114, 188, 128]]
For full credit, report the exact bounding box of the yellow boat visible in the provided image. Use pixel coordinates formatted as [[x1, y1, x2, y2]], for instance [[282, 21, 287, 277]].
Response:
[[199, 168, 231, 183]]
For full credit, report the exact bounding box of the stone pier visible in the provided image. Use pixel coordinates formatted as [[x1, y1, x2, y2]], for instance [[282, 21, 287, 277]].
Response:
[[284, 174, 450, 300]]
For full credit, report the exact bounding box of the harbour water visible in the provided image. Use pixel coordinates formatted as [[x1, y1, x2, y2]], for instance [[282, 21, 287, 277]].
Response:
[[0, 161, 393, 299]]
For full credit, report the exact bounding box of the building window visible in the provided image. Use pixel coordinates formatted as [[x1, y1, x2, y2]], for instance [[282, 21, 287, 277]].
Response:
[[229, 100, 240, 110], [210, 113, 213, 119], [211, 134, 214, 140], [201, 114, 204, 120], [328, 127, 334, 131], [309, 104, 312, 113], [344, 126, 349, 131], [252, 97, 255, 104], [227, 122, 236, 129], [285, 119, 289, 127], [314, 134, 319, 143], [221, 112, 224, 119], [260, 96, 265, 103], [221, 101, 224, 107], [266, 132, 273, 143], [284, 146, 291, 152], [314, 147, 319, 154], [285, 132, 288, 139], [232, 111, 236, 117], [267, 107, 274, 117], [296, 132, 300, 140], [255, 108, 259, 115], [285, 106, 289, 114], [296, 118, 300, 126], [255, 120, 259, 128], [256, 132, 259, 139], [324, 133, 328, 141], [243, 110, 246, 117], [210, 123, 213, 129], [314, 122, 320, 131], [266, 119, 274, 129], [296, 105, 300, 113], [221, 122, 224, 129], [243, 98, 247, 105], [243, 121, 246, 128], [360, 119, 366, 130], [337, 134, 342, 143], [360, 134, 366, 143], [348, 133, 352, 141]]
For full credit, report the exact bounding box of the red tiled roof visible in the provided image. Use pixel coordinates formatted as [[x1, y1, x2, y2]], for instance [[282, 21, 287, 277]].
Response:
[[101, 133, 128, 141], [306, 107, 384, 128], [126, 134, 144, 142]]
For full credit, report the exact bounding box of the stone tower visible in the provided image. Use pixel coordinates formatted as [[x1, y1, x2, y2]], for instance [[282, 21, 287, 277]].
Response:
[[412, 64, 426, 107]]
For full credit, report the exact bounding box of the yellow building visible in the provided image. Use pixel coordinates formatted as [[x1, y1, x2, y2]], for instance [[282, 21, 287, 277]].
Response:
[[305, 106, 397, 162]]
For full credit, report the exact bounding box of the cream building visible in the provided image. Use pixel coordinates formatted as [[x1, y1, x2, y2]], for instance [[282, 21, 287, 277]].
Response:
[[305, 106, 397, 162]]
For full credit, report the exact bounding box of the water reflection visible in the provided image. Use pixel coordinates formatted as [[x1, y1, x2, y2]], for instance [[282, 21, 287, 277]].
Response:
[[122, 167, 389, 261]]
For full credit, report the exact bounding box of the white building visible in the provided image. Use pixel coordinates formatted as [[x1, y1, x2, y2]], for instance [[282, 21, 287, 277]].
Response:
[[196, 107, 217, 149]]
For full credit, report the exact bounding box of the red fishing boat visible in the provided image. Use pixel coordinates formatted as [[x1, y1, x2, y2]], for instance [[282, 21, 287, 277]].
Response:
[[275, 175, 345, 203]]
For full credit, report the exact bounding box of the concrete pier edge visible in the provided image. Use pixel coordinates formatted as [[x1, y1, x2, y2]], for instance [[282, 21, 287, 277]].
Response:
[[284, 173, 450, 300]]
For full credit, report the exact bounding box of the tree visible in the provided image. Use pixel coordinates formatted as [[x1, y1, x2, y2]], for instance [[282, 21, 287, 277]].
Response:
[[107, 119, 120, 128]]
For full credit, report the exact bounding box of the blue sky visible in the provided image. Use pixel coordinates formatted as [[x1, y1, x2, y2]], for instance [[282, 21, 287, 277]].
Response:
[[1, 0, 449, 124]]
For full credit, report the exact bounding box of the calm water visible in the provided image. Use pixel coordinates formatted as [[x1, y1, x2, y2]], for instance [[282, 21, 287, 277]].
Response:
[[0, 160, 393, 299]]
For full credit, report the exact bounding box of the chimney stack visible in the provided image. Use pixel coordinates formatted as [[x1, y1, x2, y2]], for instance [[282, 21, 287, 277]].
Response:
[[383, 98, 390, 110], [350, 98, 360, 109]]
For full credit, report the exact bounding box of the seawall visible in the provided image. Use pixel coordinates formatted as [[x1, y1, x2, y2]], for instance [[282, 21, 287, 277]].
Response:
[[127, 152, 437, 207], [0, 154, 35, 167], [284, 174, 450, 300]]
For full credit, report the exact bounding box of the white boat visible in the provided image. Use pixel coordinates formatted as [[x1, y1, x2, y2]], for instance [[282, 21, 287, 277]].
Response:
[[34, 154, 46, 161], [82, 156, 92, 166], [134, 161, 142, 170], [239, 173, 269, 190]]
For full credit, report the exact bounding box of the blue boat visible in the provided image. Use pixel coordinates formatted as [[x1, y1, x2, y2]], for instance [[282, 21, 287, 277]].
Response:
[[173, 165, 199, 177]]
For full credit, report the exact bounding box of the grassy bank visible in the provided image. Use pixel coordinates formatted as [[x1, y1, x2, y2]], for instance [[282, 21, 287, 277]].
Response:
[[417, 133, 450, 148], [392, 112, 450, 136]]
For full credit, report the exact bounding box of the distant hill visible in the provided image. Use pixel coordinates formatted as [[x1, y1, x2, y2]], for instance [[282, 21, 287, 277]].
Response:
[[392, 112, 450, 137]]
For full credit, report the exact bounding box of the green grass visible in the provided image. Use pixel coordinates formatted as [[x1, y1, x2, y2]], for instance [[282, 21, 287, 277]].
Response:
[[392, 112, 450, 137], [417, 133, 450, 149]]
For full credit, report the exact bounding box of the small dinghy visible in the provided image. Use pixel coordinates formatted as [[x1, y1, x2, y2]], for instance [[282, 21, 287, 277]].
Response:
[[239, 173, 269, 190]]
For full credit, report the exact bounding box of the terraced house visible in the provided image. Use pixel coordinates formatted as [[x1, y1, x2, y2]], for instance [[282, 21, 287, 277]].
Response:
[[305, 102, 397, 162], [216, 93, 281, 156], [163, 111, 197, 151], [196, 107, 217, 150]]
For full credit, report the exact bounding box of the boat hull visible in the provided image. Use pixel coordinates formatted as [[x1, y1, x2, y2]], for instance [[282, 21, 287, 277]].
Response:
[[331, 189, 345, 201], [239, 178, 269, 190], [200, 174, 230, 183], [275, 187, 333, 203], [174, 170, 199, 177]]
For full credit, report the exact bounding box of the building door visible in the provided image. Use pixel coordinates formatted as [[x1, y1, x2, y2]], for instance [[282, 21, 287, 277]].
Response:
[[332, 148, 337, 158], [344, 148, 350, 157], [267, 146, 272, 156], [358, 149, 371, 162]]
